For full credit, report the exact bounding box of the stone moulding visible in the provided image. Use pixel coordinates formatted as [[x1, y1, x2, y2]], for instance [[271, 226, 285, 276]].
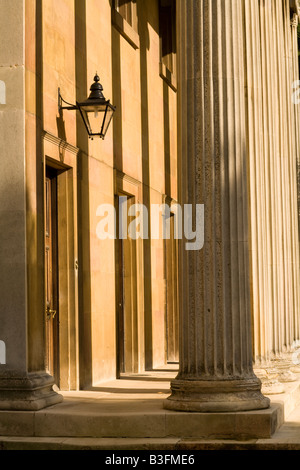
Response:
[[42, 130, 79, 157]]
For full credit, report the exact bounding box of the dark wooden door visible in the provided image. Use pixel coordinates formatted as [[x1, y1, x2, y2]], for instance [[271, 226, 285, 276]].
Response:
[[45, 169, 59, 384], [115, 196, 125, 376], [165, 215, 179, 363], [115, 195, 138, 376]]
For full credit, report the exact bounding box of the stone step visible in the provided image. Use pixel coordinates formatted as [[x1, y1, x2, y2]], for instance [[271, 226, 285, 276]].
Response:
[[0, 436, 300, 451], [1, 376, 299, 446]]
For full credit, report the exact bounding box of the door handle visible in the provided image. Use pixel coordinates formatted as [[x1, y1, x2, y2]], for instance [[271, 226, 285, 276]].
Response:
[[46, 308, 57, 320]]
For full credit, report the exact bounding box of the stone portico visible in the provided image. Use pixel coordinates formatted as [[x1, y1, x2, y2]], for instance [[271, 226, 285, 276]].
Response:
[[0, 0, 300, 442]]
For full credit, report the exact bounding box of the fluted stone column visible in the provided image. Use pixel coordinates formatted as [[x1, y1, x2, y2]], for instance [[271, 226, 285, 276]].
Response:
[[164, 0, 270, 412], [268, 2, 300, 382], [243, 0, 300, 393], [290, 3, 300, 350], [242, 0, 300, 394]]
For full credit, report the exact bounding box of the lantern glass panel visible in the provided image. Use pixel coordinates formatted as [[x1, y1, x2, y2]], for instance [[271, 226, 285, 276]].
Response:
[[101, 106, 115, 138], [79, 103, 103, 133]]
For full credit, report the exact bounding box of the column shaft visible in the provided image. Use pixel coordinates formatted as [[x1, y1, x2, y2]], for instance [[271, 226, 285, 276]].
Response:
[[245, 0, 300, 389], [164, 0, 269, 412]]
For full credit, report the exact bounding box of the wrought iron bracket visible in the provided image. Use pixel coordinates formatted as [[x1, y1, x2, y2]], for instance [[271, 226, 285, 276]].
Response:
[[58, 88, 78, 112]]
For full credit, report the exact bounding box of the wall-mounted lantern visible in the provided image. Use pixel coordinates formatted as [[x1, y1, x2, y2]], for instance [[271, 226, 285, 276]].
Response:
[[58, 74, 116, 140]]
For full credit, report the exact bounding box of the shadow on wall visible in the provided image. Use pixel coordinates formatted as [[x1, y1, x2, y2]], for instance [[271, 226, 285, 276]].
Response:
[[111, 0, 175, 371], [27, 0, 45, 374], [136, 0, 153, 371], [110, 0, 154, 372], [0, 179, 28, 372], [74, 0, 93, 389]]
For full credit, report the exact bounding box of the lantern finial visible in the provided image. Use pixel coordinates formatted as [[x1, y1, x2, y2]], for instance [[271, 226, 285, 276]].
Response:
[[88, 73, 104, 100]]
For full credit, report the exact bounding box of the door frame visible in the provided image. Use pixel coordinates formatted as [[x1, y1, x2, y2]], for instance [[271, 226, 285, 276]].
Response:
[[164, 211, 179, 364], [43, 131, 79, 390], [115, 193, 139, 376], [114, 170, 144, 375], [45, 167, 59, 383]]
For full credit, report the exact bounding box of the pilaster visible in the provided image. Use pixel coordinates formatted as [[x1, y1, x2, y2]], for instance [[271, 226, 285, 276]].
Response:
[[0, 0, 62, 410]]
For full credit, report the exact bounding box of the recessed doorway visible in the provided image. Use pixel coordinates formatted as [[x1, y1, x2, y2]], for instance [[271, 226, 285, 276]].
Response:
[[45, 167, 59, 385]]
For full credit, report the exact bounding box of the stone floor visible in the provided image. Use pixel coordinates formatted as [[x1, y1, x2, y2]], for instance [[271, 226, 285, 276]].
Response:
[[0, 366, 300, 450]]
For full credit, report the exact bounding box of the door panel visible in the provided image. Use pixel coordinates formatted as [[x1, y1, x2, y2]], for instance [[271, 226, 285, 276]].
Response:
[[45, 170, 59, 384]]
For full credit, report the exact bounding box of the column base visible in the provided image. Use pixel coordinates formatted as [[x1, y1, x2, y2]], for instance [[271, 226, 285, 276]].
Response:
[[261, 379, 285, 395], [254, 367, 285, 394], [0, 372, 63, 411], [164, 377, 270, 412]]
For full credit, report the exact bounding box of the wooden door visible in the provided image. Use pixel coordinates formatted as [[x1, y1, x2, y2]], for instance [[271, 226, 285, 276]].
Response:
[[116, 196, 125, 376], [115, 195, 138, 376], [165, 214, 179, 363], [45, 169, 59, 383]]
